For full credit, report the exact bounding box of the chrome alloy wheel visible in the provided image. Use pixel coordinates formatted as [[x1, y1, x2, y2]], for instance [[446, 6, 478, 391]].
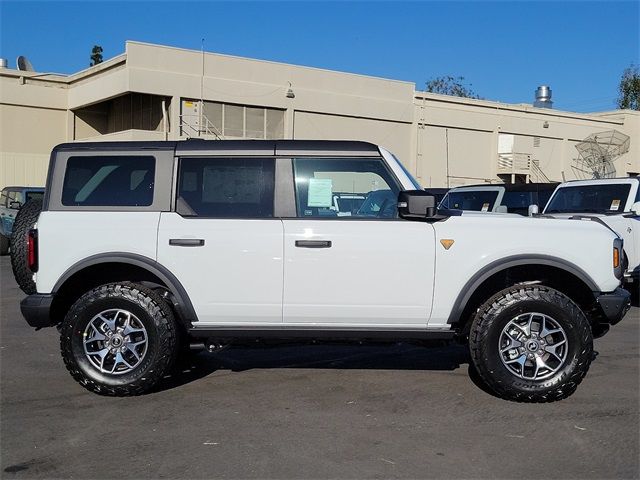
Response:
[[498, 313, 568, 380], [82, 309, 148, 375]]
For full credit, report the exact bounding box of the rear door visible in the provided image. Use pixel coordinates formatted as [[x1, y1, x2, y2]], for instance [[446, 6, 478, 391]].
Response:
[[282, 157, 436, 327], [157, 156, 283, 326]]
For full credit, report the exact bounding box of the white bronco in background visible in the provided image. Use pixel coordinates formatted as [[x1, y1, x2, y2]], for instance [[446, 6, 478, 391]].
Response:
[[543, 178, 640, 287], [13, 140, 631, 402]]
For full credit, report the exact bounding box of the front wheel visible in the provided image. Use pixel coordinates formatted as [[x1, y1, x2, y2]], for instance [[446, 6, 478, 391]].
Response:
[[469, 286, 593, 403], [60, 283, 178, 396]]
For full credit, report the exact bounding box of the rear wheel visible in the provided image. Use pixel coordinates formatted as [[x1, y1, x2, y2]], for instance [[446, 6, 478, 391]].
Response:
[[60, 282, 178, 396], [10, 198, 42, 294], [469, 286, 593, 402]]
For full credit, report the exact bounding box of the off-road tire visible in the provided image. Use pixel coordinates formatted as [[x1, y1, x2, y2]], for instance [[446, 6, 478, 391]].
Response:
[[10, 198, 42, 294], [60, 282, 178, 396], [469, 285, 593, 403], [0, 234, 8, 256]]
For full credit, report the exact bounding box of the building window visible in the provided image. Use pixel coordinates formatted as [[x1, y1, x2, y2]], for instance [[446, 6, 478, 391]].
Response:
[[183, 100, 285, 139]]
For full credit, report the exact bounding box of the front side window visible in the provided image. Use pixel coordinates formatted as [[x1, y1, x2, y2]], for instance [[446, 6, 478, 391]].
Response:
[[293, 158, 401, 218], [62, 156, 155, 206], [545, 184, 632, 214], [177, 157, 275, 218]]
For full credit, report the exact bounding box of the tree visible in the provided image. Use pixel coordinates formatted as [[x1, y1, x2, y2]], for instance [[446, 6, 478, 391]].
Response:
[[616, 64, 640, 110], [425, 75, 481, 99], [90, 45, 103, 66]]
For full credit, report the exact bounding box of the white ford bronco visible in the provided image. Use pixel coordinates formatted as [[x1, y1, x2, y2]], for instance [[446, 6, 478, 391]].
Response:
[[16, 140, 631, 401], [542, 178, 640, 288]]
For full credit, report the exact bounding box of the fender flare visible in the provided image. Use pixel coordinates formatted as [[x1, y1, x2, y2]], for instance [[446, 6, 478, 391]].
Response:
[[53, 252, 198, 327], [446, 254, 599, 326]]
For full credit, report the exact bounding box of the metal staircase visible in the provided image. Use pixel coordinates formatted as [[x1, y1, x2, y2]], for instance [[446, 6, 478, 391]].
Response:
[[497, 152, 550, 183], [179, 113, 224, 140]]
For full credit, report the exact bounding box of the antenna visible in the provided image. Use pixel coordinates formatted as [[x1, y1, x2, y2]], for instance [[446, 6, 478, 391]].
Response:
[[572, 130, 630, 179], [16, 55, 34, 71], [200, 38, 205, 105], [199, 38, 205, 137]]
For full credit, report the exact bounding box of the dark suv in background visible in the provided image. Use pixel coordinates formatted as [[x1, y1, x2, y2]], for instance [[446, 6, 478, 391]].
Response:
[[0, 186, 44, 255]]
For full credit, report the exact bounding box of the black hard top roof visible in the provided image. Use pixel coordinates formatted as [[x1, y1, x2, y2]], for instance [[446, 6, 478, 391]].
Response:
[[52, 139, 381, 156], [1, 186, 45, 191]]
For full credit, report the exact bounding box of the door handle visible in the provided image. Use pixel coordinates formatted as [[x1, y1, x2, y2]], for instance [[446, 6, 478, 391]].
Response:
[[169, 239, 205, 247], [295, 240, 332, 248]]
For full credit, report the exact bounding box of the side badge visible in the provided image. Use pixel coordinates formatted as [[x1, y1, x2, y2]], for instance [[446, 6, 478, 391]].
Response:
[[440, 239, 455, 250]]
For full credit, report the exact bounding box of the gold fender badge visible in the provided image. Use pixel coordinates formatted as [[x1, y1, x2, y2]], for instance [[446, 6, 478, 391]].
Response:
[[440, 239, 455, 250]]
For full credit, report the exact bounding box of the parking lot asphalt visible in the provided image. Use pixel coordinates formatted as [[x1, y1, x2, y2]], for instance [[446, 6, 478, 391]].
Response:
[[1, 256, 638, 480]]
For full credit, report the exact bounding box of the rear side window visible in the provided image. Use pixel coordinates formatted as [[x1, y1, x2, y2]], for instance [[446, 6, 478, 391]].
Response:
[[62, 156, 155, 206], [25, 191, 44, 202], [177, 157, 275, 218]]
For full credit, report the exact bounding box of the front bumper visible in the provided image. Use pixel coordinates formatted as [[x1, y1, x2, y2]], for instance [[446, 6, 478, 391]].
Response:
[[20, 294, 54, 328], [596, 288, 632, 325]]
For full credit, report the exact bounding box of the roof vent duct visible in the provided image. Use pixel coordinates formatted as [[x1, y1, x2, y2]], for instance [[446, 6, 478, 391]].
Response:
[[0, 58, 7, 69], [534, 85, 553, 109]]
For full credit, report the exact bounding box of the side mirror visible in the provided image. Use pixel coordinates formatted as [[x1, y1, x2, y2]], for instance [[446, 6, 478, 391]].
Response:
[[398, 190, 436, 220], [528, 204, 539, 216], [630, 201, 640, 216], [495, 205, 508, 213], [9, 201, 22, 210]]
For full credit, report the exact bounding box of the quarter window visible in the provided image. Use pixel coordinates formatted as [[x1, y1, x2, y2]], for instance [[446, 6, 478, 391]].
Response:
[[177, 158, 275, 218], [62, 156, 155, 207], [0, 189, 7, 207], [292, 158, 401, 218]]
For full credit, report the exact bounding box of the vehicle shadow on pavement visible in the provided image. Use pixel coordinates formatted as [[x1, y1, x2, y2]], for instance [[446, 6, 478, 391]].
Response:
[[152, 341, 496, 396]]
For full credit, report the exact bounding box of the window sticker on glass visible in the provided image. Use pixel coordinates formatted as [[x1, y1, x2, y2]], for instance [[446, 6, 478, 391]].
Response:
[[308, 178, 333, 207], [481, 202, 490, 212], [610, 199, 621, 211]]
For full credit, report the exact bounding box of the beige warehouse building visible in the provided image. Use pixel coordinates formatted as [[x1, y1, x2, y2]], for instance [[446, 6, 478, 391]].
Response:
[[1, 41, 638, 190]]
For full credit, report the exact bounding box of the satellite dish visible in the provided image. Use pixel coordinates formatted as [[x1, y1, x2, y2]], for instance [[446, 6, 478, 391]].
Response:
[[16, 55, 34, 71], [572, 130, 630, 179]]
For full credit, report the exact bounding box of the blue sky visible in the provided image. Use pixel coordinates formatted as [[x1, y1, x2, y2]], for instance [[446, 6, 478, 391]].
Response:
[[1, 1, 638, 112]]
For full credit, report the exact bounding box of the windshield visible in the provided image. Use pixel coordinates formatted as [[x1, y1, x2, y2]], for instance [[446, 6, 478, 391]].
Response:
[[440, 190, 499, 211], [545, 184, 631, 214]]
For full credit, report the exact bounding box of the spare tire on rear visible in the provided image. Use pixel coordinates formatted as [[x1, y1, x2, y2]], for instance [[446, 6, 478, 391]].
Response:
[[10, 198, 43, 294]]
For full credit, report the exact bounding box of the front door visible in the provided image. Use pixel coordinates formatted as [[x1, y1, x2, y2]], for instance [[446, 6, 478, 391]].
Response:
[[282, 157, 436, 327], [157, 156, 283, 325]]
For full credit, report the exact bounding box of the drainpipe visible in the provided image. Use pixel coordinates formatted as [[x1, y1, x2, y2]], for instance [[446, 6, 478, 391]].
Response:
[[162, 99, 168, 140]]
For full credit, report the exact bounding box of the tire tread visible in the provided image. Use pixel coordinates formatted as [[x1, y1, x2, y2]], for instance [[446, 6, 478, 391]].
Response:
[[469, 285, 593, 403], [60, 282, 177, 396]]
